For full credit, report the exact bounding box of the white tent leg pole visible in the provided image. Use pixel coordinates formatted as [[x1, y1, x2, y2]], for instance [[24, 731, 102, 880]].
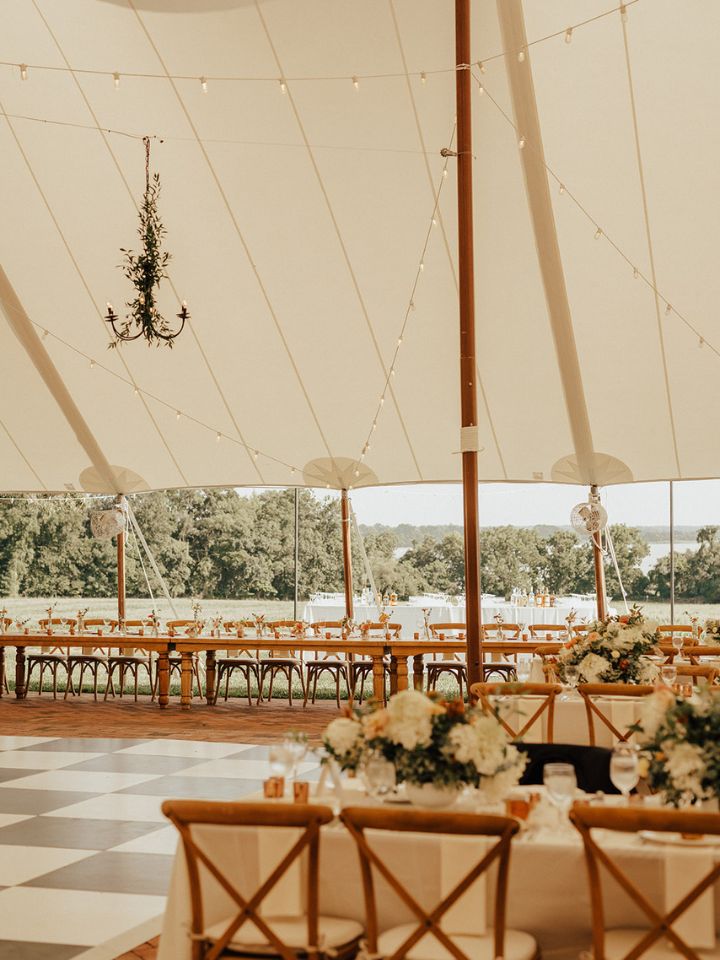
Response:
[[126, 503, 179, 618]]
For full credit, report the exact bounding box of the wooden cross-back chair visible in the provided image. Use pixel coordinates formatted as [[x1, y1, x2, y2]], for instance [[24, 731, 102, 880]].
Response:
[[212, 620, 260, 706], [426, 623, 468, 699], [657, 624, 695, 640], [64, 617, 119, 701], [162, 800, 362, 960], [0, 619, 11, 694], [27, 618, 78, 699], [481, 623, 522, 640], [102, 620, 155, 702], [674, 664, 718, 685], [472, 682, 562, 743], [353, 622, 402, 702], [258, 621, 307, 706], [663, 645, 720, 665], [578, 683, 655, 746], [341, 805, 538, 960], [304, 622, 352, 708], [570, 804, 720, 960], [527, 624, 569, 642]]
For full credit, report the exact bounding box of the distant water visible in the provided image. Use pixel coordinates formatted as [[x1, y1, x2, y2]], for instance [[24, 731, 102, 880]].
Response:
[[641, 542, 695, 574]]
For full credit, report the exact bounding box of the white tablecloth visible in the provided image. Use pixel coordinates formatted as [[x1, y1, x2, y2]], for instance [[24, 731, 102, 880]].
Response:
[[302, 599, 601, 635], [495, 693, 644, 748], [158, 792, 720, 960]]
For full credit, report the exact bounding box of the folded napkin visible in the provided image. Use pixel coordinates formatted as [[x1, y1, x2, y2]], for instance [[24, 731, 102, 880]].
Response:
[[440, 836, 488, 936], [663, 846, 715, 949], [257, 827, 304, 917]]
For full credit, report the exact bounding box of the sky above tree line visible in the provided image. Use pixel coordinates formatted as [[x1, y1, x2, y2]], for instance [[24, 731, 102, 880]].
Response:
[[244, 480, 720, 529]]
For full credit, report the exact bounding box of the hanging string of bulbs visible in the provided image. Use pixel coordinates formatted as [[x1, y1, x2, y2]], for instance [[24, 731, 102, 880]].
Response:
[[470, 34, 719, 360], [4, 2, 637, 91]]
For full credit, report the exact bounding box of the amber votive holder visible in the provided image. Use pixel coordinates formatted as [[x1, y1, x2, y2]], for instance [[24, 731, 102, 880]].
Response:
[[293, 782, 309, 804], [263, 777, 285, 799]]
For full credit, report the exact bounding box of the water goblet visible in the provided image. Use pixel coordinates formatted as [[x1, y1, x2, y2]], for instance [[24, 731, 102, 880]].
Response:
[[516, 657, 532, 684], [560, 664, 580, 701], [283, 732, 309, 779], [672, 633, 685, 659], [268, 744, 293, 783], [610, 743, 640, 804], [661, 663, 677, 687], [543, 762, 577, 828], [361, 753, 397, 800]]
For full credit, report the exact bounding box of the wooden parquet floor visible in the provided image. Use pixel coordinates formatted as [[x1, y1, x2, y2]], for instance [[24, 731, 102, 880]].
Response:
[[116, 936, 159, 959], [0, 693, 341, 742]]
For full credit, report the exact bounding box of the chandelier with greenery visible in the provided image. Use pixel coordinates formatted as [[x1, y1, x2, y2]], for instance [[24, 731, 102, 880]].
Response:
[[105, 137, 188, 347]]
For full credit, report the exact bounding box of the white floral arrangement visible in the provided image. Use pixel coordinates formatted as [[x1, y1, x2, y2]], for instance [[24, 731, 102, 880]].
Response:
[[635, 684, 720, 806], [322, 689, 526, 800], [556, 604, 660, 684]]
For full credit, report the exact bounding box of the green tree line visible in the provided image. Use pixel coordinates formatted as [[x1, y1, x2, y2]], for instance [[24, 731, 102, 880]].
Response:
[[0, 490, 715, 601]]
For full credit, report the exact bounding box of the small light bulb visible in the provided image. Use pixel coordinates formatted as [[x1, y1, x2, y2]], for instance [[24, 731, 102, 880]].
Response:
[[19, 64, 28, 81], [565, 27, 573, 43], [279, 78, 286, 93], [518, 136, 526, 149], [290, 467, 296, 474], [360, 452, 365, 462], [253, 450, 259, 460], [352, 76, 359, 90], [559, 183, 565, 195], [354, 469, 360, 477], [431, 216, 437, 225], [380, 396, 385, 405], [420, 72, 427, 85], [594, 227, 602, 240], [41, 329, 48, 339], [371, 422, 377, 431], [113, 72, 120, 88], [366, 442, 372, 451], [477, 60, 486, 74], [517, 50, 526, 62], [442, 169, 448, 178], [133, 387, 139, 396], [665, 303, 672, 315], [620, 3, 628, 22], [216, 432, 221, 442], [633, 267, 639, 279], [478, 83, 485, 95], [699, 336, 705, 348], [176, 410, 181, 421], [397, 336, 403, 345], [200, 76, 208, 93], [325, 483, 330, 489], [419, 261, 425, 271], [390, 368, 396, 376], [89, 359, 95, 369], [409, 300, 415, 310]]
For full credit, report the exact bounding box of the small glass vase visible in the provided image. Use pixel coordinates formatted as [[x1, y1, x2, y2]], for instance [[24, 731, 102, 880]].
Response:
[[406, 781, 462, 810]]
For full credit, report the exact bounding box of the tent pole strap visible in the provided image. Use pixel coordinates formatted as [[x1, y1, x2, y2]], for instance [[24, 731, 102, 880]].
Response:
[[456, 0, 483, 688], [590, 485, 607, 620], [341, 489, 354, 620]]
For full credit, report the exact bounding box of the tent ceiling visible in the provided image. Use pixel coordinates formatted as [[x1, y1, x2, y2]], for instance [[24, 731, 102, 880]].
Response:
[[0, 0, 715, 493]]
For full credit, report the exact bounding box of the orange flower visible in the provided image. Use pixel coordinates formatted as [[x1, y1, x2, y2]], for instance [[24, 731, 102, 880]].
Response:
[[619, 615, 630, 624], [587, 631, 600, 642]]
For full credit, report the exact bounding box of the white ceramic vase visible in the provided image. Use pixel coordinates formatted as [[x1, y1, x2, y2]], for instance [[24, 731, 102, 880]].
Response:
[[405, 782, 462, 810]]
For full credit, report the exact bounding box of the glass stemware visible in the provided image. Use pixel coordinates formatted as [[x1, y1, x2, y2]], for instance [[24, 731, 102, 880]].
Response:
[[672, 634, 685, 659], [268, 744, 293, 782], [559, 664, 580, 701], [661, 663, 677, 687], [516, 657, 532, 683], [543, 762, 577, 828], [283, 733, 309, 779], [610, 743, 640, 804], [361, 753, 397, 800]]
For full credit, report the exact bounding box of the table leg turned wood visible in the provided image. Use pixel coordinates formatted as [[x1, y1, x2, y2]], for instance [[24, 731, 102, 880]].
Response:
[[395, 655, 409, 692], [0, 646, 5, 697], [388, 656, 399, 695], [371, 655, 386, 703], [205, 650, 216, 706], [413, 654, 425, 691], [180, 652, 193, 710], [157, 651, 170, 709], [15, 646, 27, 699]]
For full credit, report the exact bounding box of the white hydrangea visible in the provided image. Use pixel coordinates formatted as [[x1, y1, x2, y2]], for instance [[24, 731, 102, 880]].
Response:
[[578, 652, 611, 683], [324, 717, 362, 758], [384, 689, 440, 750], [446, 715, 511, 776], [664, 741, 708, 798], [638, 687, 675, 738], [480, 748, 527, 802], [637, 657, 660, 683]]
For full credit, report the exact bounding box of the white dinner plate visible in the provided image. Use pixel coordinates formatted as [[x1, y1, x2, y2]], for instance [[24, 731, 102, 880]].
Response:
[[639, 831, 720, 847]]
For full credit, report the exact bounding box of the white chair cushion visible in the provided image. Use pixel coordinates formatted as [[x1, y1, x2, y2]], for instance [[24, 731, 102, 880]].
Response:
[[603, 928, 720, 960], [377, 923, 537, 960], [204, 913, 363, 954]]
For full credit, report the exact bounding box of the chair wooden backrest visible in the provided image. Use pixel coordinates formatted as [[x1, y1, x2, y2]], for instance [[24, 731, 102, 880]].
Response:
[[430, 622, 467, 638], [664, 645, 720, 665], [38, 617, 77, 633], [528, 624, 569, 641], [223, 619, 255, 635], [674, 664, 718, 685], [166, 619, 205, 637], [657, 624, 694, 639], [360, 622, 402, 639], [268, 620, 305, 636], [570, 803, 720, 960], [341, 805, 518, 960], [578, 683, 655, 746], [82, 618, 117, 632], [471, 682, 562, 742], [480, 623, 521, 640], [162, 800, 334, 960]]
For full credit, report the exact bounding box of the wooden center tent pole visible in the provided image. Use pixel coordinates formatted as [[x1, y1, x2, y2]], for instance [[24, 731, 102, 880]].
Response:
[[455, 0, 483, 687]]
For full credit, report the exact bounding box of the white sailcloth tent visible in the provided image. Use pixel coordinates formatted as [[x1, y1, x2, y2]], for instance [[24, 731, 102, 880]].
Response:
[[0, 0, 716, 496]]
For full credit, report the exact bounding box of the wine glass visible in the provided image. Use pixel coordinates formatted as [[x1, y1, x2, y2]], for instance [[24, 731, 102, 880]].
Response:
[[543, 762, 577, 827], [560, 664, 580, 701], [610, 744, 639, 804], [661, 663, 677, 687], [672, 633, 685, 660], [268, 744, 293, 781], [283, 733, 309, 779], [361, 753, 397, 800], [516, 657, 532, 683]]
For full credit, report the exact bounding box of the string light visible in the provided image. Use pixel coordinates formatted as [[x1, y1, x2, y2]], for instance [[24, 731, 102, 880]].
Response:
[[419, 261, 425, 271], [633, 267, 639, 279], [477, 61, 487, 74], [620, 3, 628, 22], [517, 50, 526, 63], [559, 183, 565, 195], [200, 76, 208, 93], [352, 76, 359, 90], [478, 83, 485, 95], [518, 136, 526, 149], [431, 216, 437, 226], [19, 64, 28, 81], [397, 336, 403, 345], [594, 227, 603, 240], [354, 468, 360, 477], [176, 410, 181, 420], [279, 78, 286, 93], [253, 450, 259, 460], [113, 72, 120, 89], [89, 359, 95, 369], [133, 386, 139, 396], [564, 27, 573, 44], [442, 169, 448, 178], [371, 422, 377, 432], [41, 329, 48, 339], [290, 466, 296, 474], [420, 72, 427, 85], [700, 337, 705, 348], [665, 303, 673, 315], [216, 431, 221, 442]]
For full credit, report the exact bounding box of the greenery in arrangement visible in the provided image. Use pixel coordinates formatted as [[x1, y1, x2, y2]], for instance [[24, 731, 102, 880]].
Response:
[[322, 690, 526, 798], [635, 685, 720, 806], [556, 604, 660, 684]]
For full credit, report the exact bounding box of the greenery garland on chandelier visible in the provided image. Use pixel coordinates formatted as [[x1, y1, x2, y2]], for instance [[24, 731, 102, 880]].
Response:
[[105, 136, 188, 347]]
